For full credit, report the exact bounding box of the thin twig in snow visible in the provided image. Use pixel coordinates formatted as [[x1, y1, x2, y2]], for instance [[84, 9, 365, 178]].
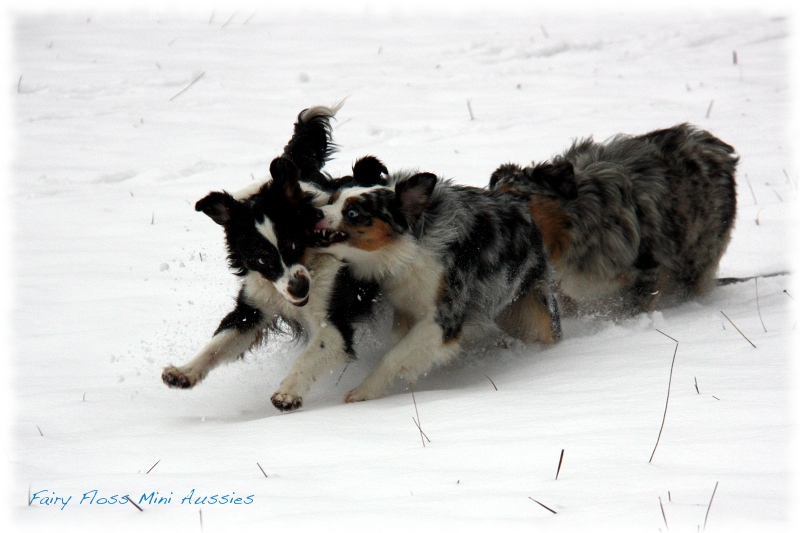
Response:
[[169, 72, 206, 101], [485, 375, 498, 391], [755, 278, 767, 332], [128, 498, 143, 512], [649, 341, 679, 463], [256, 462, 268, 478], [18, 75, 22, 93], [409, 382, 427, 447], [773, 189, 783, 202], [784, 290, 795, 302], [720, 311, 756, 348], [694, 377, 700, 394], [334, 362, 349, 387], [467, 99, 475, 121], [151, 212, 155, 225], [555, 449, 565, 480], [36, 425, 43, 436], [745, 174, 757, 205], [705, 100, 714, 118], [528, 497, 557, 514], [220, 13, 236, 28], [541, 25, 549, 38], [412, 417, 431, 443], [732, 50, 738, 64], [243, 12, 256, 25], [145, 459, 160, 474], [702, 481, 719, 531], [755, 207, 763, 225], [655, 329, 679, 343], [659, 496, 669, 530], [200, 508, 203, 531]]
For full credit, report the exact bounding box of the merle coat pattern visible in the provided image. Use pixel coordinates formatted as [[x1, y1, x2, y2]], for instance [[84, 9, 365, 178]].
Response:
[[315, 170, 561, 402], [490, 123, 738, 316]]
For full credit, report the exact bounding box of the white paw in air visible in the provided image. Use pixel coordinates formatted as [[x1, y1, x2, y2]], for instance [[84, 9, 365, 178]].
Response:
[[162, 366, 197, 389]]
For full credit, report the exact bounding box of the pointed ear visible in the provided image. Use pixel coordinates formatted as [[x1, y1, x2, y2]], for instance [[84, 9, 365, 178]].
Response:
[[352, 156, 388, 186], [269, 156, 304, 204], [532, 161, 577, 200], [395, 172, 437, 226], [195, 191, 241, 225]]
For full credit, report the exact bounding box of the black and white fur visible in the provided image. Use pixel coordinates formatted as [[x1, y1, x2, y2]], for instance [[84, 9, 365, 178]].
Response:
[[162, 106, 380, 411], [490, 123, 738, 316], [315, 169, 561, 402]]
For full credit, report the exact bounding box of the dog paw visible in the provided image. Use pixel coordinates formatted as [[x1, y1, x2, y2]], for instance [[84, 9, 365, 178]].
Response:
[[271, 392, 303, 412], [344, 385, 381, 403], [161, 366, 197, 389]]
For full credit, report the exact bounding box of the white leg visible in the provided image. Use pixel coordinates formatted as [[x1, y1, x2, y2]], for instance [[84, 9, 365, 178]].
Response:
[[344, 316, 460, 402], [162, 327, 262, 389], [271, 325, 350, 411]]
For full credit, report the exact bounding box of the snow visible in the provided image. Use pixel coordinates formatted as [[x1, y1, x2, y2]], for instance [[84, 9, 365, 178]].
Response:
[[6, 3, 798, 532]]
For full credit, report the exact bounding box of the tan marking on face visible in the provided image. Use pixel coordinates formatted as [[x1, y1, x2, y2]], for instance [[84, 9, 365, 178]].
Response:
[[528, 196, 571, 262], [346, 218, 397, 251], [329, 191, 341, 204]]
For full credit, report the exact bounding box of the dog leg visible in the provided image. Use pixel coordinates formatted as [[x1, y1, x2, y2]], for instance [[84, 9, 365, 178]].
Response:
[[271, 325, 350, 411], [495, 282, 561, 344], [344, 317, 460, 402], [391, 309, 415, 343], [162, 296, 264, 389]]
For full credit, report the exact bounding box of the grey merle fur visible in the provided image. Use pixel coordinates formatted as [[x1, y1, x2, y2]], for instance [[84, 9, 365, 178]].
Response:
[[490, 123, 738, 316]]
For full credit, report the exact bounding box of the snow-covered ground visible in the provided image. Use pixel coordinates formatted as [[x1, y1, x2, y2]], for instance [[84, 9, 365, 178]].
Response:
[[6, 4, 798, 532]]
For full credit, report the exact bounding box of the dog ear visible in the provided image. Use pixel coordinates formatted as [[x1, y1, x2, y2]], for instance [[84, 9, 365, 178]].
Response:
[[352, 156, 388, 186], [532, 161, 577, 200], [195, 191, 241, 225], [395, 172, 437, 227], [269, 156, 304, 204], [489, 163, 523, 189]]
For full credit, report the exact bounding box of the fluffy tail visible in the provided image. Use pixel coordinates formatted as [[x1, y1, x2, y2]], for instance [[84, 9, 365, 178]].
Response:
[[282, 101, 344, 183]]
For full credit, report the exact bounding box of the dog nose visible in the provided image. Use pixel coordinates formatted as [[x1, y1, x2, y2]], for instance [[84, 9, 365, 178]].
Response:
[[287, 274, 310, 300]]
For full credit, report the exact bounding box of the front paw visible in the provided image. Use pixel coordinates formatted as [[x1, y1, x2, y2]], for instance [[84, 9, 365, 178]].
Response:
[[344, 384, 381, 403], [162, 366, 197, 389], [271, 392, 303, 412]]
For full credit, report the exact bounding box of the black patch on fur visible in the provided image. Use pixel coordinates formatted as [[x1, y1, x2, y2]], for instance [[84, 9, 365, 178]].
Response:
[[326, 267, 381, 357], [196, 157, 319, 281], [215, 288, 264, 335]]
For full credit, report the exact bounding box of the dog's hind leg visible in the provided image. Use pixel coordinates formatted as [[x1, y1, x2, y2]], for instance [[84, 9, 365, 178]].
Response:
[[271, 325, 350, 411], [344, 316, 461, 403], [495, 282, 562, 344], [162, 293, 265, 389]]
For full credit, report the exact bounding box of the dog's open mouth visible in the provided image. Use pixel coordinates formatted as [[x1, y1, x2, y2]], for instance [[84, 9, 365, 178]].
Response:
[[314, 228, 348, 247]]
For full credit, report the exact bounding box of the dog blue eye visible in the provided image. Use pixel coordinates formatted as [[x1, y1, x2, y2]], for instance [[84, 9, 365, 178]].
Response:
[[346, 209, 359, 219]]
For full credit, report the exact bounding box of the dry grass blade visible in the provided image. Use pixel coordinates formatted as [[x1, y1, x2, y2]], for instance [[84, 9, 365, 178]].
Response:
[[702, 481, 719, 531], [659, 496, 669, 530], [555, 449, 565, 480], [755, 278, 767, 332], [655, 329, 679, 343], [145, 459, 161, 474], [649, 342, 678, 463], [467, 99, 475, 120], [485, 375, 498, 391], [256, 462, 268, 478], [169, 72, 206, 101], [409, 382, 427, 447], [128, 498, 143, 512], [528, 497, 557, 514], [720, 311, 756, 348]]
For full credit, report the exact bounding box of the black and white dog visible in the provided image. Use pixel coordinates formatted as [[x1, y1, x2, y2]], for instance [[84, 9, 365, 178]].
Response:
[[162, 106, 383, 411], [314, 170, 562, 402], [490, 123, 738, 316]]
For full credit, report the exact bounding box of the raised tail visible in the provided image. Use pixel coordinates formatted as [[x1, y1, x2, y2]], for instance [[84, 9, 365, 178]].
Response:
[[282, 101, 344, 184]]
